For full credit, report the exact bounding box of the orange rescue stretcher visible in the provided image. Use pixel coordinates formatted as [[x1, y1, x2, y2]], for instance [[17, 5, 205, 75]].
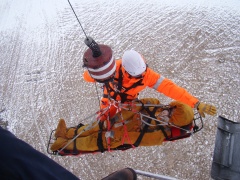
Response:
[[47, 98, 203, 156]]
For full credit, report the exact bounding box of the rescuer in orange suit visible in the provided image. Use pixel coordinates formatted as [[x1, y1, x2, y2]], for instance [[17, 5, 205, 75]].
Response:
[[83, 47, 216, 119], [50, 42, 217, 153]]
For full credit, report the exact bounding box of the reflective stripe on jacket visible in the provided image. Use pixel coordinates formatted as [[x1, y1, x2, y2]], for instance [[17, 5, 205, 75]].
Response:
[[83, 60, 198, 108]]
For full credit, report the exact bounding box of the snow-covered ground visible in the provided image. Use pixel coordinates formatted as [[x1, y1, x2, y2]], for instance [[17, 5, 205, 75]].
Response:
[[0, 0, 240, 179]]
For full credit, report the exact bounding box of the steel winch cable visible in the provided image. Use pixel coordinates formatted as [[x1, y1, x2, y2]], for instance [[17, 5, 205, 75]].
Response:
[[67, 0, 102, 107], [67, 0, 88, 38], [67, 0, 102, 57]]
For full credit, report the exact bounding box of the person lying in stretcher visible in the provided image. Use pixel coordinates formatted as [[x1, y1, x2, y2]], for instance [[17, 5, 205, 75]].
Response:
[[50, 98, 197, 154]]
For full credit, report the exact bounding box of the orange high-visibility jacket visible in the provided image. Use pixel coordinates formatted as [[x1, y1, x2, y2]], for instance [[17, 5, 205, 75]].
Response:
[[83, 60, 198, 108]]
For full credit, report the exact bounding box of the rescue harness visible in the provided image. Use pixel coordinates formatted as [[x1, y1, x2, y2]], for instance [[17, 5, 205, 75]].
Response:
[[103, 65, 144, 103]]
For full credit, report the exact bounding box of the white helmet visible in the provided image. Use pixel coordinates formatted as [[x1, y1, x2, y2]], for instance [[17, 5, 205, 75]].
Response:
[[122, 50, 146, 76]]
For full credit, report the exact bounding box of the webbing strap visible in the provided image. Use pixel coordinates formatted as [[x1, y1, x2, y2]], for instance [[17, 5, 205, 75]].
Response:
[[157, 123, 169, 139], [134, 102, 170, 146], [106, 119, 112, 152], [121, 121, 135, 148], [145, 107, 168, 138], [97, 121, 105, 153], [133, 118, 151, 147], [116, 65, 123, 93], [72, 123, 85, 154], [133, 102, 152, 147], [72, 127, 80, 155], [154, 108, 173, 139]]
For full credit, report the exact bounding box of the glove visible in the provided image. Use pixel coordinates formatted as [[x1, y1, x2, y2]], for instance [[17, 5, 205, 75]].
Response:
[[195, 102, 217, 118]]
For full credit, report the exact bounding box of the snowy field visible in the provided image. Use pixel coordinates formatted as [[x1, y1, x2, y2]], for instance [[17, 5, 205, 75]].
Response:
[[0, 0, 240, 179]]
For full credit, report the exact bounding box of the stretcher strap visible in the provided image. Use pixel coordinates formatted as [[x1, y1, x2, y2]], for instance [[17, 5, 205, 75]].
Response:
[[73, 127, 80, 155], [133, 118, 151, 147], [71, 123, 85, 154], [121, 121, 135, 148], [97, 121, 105, 153], [134, 102, 171, 146], [106, 118, 111, 152]]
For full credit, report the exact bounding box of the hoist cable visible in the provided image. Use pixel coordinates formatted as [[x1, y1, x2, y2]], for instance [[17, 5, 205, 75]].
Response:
[[67, 0, 88, 38], [67, 0, 102, 108]]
